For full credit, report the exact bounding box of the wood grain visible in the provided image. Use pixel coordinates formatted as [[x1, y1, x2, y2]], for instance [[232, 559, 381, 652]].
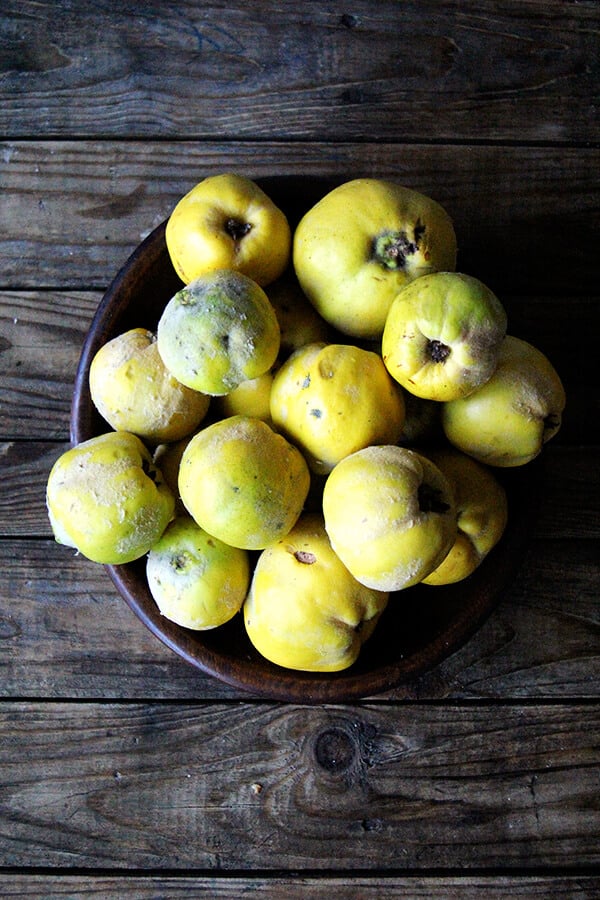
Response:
[[1, 702, 599, 869], [1, 874, 599, 898], [0, 292, 96, 440], [1, 1, 598, 142], [1, 141, 598, 294]]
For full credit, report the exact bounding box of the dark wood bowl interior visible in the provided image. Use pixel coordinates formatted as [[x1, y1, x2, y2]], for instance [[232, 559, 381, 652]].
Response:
[[70, 176, 541, 703]]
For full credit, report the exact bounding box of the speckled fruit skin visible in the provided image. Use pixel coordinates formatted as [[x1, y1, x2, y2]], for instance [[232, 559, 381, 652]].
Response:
[[270, 342, 405, 474], [178, 415, 311, 550], [89, 327, 210, 443], [165, 173, 291, 287], [441, 335, 566, 467], [381, 272, 507, 401], [244, 514, 389, 672], [156, 269, 280, 396], [322, 445, 457, 592], [293, 178, 457, 339], [421, 448, 508, 585], [46, 431, 175, 564], [147, 516, 250, 630]]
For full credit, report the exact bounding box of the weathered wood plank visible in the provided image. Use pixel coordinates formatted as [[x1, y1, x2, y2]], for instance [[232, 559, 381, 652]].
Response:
[[1, 141, 598, 295], [0, 1, 597, 142], [0, 291, 97, 440], [0, 290, 595, 442], [1, 701, 599, 869], [1, 535, 598, 700], [1, 874, 599, 898]]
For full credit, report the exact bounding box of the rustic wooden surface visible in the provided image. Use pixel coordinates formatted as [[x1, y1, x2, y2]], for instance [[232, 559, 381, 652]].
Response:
[[1, 1, 599, 896]]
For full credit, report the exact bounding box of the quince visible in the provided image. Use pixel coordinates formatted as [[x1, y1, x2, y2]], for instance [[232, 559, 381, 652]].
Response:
[[165, 173, 291, 286], [215, 371, 274, 423], [244, 514, 388, 672], [147, 516, 250, 629], [270, 342, 405, 474], [89, 327, 210, 443], [46, 431, 174, 564], [442, 335, 566, 466], [293, 178, 457, 339], [382, 272, 507, 401], [178, 415, 310, 550], [322, 445, 457, 591], [421, 448, 508, 585], [157, 269, 280, 396]]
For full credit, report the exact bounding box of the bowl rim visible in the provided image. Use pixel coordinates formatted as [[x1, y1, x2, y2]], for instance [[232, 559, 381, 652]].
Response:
[[70, 177, 541, 703]]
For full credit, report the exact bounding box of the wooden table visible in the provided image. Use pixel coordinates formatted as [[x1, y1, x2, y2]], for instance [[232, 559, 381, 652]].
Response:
[[1, 2, 599, 896]]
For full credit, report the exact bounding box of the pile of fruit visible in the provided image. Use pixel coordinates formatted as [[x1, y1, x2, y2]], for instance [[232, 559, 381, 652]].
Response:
[[46, 174, 566, 673]]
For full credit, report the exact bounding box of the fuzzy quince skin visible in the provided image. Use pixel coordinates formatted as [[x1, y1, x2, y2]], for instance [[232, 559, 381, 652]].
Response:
[[270, 342, 405, 474], [147, 516, 250, 630], [46, 432, 175, 564], [89, 327, 210, 443], [165, 173, 291, 287], [442, 335, 566, 467], [244, 514, 389, 672], [178, 415, 310, 550], [293, 179, 457, 339], [157, 269, 280, 396], [382, 272, 507, 401], [322, 445, 457, 592], [421, 448, 508, 585]]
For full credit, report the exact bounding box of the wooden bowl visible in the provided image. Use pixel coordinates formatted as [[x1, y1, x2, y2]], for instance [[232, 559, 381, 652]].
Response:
[[71, 176, 541, 703]]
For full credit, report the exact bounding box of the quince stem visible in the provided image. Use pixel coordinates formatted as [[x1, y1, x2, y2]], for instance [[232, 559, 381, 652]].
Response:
[[371, 223, 425, 270]]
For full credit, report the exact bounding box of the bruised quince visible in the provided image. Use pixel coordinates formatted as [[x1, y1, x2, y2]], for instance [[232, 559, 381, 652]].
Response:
[[157, 269, 280, 396]]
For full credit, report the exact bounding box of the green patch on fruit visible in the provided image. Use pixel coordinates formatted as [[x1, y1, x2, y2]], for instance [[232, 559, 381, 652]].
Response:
[[157, 270, 280, 396]]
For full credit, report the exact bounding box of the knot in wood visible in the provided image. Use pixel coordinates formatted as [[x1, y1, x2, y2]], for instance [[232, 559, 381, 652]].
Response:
[[314, 727, 357, 773]]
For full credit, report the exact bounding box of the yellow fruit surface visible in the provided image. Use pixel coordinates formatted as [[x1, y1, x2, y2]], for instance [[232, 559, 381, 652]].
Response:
[[46, 432, 174, 564], [381, 272, 507, 401], [421, 448, 508, 585], [323, 445, 457, 591], [216, 371, 274, 423], [89, 327, 210, 442], [179, 415, 310, 550], [442, 335, 566, 466], [270, 342, 405, 474], [147, 516, 250, 630], [156, 270, 280, 396], [293, 178, 457, 338], [244, 514, 388, 672], [166, 173, 291, 286]]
